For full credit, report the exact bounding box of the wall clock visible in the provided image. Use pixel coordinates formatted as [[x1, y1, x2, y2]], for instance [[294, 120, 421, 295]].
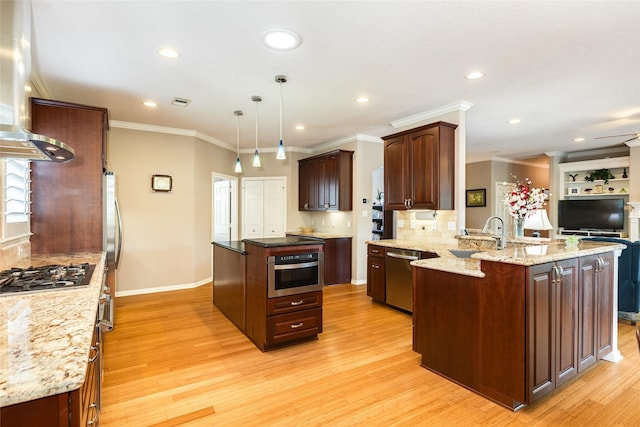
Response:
[[151, 174, 172, 192]]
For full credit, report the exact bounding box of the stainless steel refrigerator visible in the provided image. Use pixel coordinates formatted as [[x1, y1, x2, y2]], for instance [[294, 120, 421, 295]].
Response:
[[101, 171, 122, 331]]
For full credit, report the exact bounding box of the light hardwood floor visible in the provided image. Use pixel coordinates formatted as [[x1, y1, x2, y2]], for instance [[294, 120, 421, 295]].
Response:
[[101, 283, 640, 426]]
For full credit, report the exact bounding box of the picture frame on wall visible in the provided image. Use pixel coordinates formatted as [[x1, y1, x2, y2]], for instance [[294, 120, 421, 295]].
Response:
[[152, 174, 172, 192], [466, 189, 486, 207]]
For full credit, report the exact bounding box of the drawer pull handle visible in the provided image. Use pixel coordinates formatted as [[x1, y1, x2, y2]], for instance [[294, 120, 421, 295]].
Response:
[[290, 300, 304, 306], [291, 322, 304, 329], [88, 345, 99, 363], [88, 403, 99, 425]]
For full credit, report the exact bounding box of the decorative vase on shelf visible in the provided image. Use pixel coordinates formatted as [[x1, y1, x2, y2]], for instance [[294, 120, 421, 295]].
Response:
[[514, 217, 524, 239]]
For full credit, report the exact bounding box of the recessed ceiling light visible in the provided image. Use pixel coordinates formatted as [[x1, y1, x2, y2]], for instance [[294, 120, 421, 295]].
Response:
[[143, 101, 157, 108], [263, 29, 301, 50], [355, 96, 370, 103], [574, 137, 585, 142], [158, 48, 180, 58], [508, 118, 521, 125], [295, 124, 305, 130], [465, 71, 485, 80]]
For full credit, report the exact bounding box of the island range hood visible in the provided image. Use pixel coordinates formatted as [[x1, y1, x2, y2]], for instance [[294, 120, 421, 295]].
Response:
[[0, 0, 74, 162]]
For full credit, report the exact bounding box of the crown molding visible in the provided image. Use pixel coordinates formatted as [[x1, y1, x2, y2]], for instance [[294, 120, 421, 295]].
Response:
[[310, 133, 382, 153], [490, 156, 550, 169], [390, 100, 473, 129], [110, 120, 235, 150]]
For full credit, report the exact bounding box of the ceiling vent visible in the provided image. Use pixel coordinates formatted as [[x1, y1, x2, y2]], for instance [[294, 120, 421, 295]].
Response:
[[171, 97, 192, 107]]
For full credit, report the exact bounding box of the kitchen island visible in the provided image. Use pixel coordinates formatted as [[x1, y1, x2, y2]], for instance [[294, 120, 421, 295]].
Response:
[[0, 252, 106, 425], [213, 237, 324, 351], [411, 240, 625, 410]]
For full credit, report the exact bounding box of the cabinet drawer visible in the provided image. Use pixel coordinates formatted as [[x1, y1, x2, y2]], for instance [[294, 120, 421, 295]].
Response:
[[267, 291, 322, 315], [267, 308, 322, 346], [368, 245, 385, 257]]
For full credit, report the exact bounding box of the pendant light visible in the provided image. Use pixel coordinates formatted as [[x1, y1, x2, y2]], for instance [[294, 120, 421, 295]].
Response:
[[275, 75, 287, 160], [252, 96, 262, 167], [233, 110, 243, 173]]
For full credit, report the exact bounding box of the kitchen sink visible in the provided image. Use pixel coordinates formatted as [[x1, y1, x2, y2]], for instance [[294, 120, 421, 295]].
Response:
[[448, 249, 481, 258]]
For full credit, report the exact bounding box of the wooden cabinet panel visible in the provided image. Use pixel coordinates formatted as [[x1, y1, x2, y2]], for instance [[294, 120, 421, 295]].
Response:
[[323, 237, 352, 285], [267, 308, 322, 346], [298, 150, 353, 211], [579, 252, 614, 372], [30, 98, 108, 255], [383, 121, 456, 210], [366, 245, 385, 302], [527, 258, 578, 404]]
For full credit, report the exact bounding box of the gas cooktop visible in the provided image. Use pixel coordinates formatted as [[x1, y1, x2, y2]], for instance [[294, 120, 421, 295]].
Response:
[[0, 263, 96, 296]]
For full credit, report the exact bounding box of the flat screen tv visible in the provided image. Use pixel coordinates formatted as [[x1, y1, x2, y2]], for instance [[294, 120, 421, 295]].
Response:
[[558, 198, 625, 231]]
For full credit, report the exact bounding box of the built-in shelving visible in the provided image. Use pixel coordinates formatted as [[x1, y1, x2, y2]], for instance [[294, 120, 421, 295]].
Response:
[[559, 157, 630, 199], [372, 204, 384, 240]]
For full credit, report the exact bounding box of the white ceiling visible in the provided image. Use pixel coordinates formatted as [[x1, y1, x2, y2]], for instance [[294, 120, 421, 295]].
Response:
[[30, 1, 640, 163]]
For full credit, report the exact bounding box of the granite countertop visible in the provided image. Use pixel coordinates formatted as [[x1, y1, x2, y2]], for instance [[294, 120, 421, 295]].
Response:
[[286, 231, 353, 239], [367, 238, 626, 278], [212, 240, 246, 254], [0, 252, 106, 408]]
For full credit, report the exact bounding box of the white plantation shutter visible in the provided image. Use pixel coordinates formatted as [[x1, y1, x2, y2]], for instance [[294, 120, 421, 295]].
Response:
[[3, 159, 31, 240]]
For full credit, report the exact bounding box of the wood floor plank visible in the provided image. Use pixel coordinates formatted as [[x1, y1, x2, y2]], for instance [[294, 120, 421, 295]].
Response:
[[101, 283, 640, 426]]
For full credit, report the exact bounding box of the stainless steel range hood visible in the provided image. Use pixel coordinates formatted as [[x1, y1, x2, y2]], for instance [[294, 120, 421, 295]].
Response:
[[0, 0, 74, 162]]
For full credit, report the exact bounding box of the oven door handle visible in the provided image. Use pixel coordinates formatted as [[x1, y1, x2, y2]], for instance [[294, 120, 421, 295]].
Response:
[[272, 261, 319, 270]]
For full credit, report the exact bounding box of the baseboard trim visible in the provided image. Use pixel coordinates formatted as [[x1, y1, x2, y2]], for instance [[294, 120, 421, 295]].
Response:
[[116, 277, 212, 297]]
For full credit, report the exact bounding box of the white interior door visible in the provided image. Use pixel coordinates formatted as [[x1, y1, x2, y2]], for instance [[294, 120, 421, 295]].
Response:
[[241, 177, 287, 239], [212, 173, 238, 242], [213, 179, 231, 241], [243, 179, 264, 239], [495, 181, 516, 234]]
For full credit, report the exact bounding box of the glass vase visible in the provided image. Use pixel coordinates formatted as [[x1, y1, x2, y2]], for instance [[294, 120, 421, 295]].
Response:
[[514, 217, 524, 239]]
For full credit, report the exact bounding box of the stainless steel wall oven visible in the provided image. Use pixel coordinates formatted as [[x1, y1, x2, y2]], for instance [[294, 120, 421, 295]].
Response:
[[267, 252, 324, 298]]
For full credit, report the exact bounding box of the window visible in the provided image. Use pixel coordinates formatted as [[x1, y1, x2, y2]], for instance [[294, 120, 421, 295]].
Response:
[[2, 159, 31, 241]]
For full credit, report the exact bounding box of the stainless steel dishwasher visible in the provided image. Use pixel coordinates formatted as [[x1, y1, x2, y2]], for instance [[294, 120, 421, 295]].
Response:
[[385, 248, 420, 312]]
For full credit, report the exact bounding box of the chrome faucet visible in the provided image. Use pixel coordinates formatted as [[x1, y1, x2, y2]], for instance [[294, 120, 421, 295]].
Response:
[[482, 216, 507, 249]]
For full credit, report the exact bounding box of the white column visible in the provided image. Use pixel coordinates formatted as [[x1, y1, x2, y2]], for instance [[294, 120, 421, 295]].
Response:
[[628, 202, 640, 241], [603, 248, 624, 363]]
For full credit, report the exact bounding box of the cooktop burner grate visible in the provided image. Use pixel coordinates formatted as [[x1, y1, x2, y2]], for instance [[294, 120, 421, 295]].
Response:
[[0, 263, 96, 296]]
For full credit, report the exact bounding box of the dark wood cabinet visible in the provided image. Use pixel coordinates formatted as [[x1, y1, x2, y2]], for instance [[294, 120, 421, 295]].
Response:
[[244, 242, 324, 351], [298, 150, 353, 211], [323, 237, 352, 285], [1, 320, 101, 426], [366, 245, 386, 303], [527, 258, 579, 404], [578, 253, 614, 372], [30, 98, 109, 254], [383, 122, 456, 210]]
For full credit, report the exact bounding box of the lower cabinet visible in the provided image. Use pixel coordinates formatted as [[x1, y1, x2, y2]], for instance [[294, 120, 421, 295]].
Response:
[[1, 321, 101, 426], [527, 258, 579, 404], [578, 252, 614, 371], [366, 245, 385, 302], [266, 292, 323, 347]]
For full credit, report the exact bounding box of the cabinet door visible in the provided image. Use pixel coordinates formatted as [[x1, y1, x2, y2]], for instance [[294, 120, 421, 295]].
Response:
[[384, 136, 410, 210], [578, 255, 598, 371], [298, 159, 317, 210], [554, 259, 579, 388], [323, 153, 340, 210], [527, 262, 555, 403], [367, 252, 385, 302], [263, 179, 285, 237], [242, 180, 264, 238], [408, 127, 438, 209], [596, 253, 614, 359], [316, 156, 329, 209]]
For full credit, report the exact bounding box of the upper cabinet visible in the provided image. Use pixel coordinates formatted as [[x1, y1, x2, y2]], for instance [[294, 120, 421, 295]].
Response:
[[383, 121, 457, 210], [30, 98, 109, 254], [298, 150, 353, 211]]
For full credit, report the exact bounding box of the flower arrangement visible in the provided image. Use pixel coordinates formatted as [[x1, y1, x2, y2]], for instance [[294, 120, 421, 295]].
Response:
[[505, 177, 546, 219]]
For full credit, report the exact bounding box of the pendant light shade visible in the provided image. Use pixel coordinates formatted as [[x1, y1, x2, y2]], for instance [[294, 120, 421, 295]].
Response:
[[233, 110, 243, 173], [252, 96, 262, 167], [275, 75, 287, 160]]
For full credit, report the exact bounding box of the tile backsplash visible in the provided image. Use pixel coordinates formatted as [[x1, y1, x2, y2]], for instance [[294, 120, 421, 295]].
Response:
[[395, 210, 458, 245]]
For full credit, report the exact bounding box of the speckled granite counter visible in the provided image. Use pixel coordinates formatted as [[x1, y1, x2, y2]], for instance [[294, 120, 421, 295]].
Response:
[[0, 252, 105, 408], [367, 238, 626, 277]]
